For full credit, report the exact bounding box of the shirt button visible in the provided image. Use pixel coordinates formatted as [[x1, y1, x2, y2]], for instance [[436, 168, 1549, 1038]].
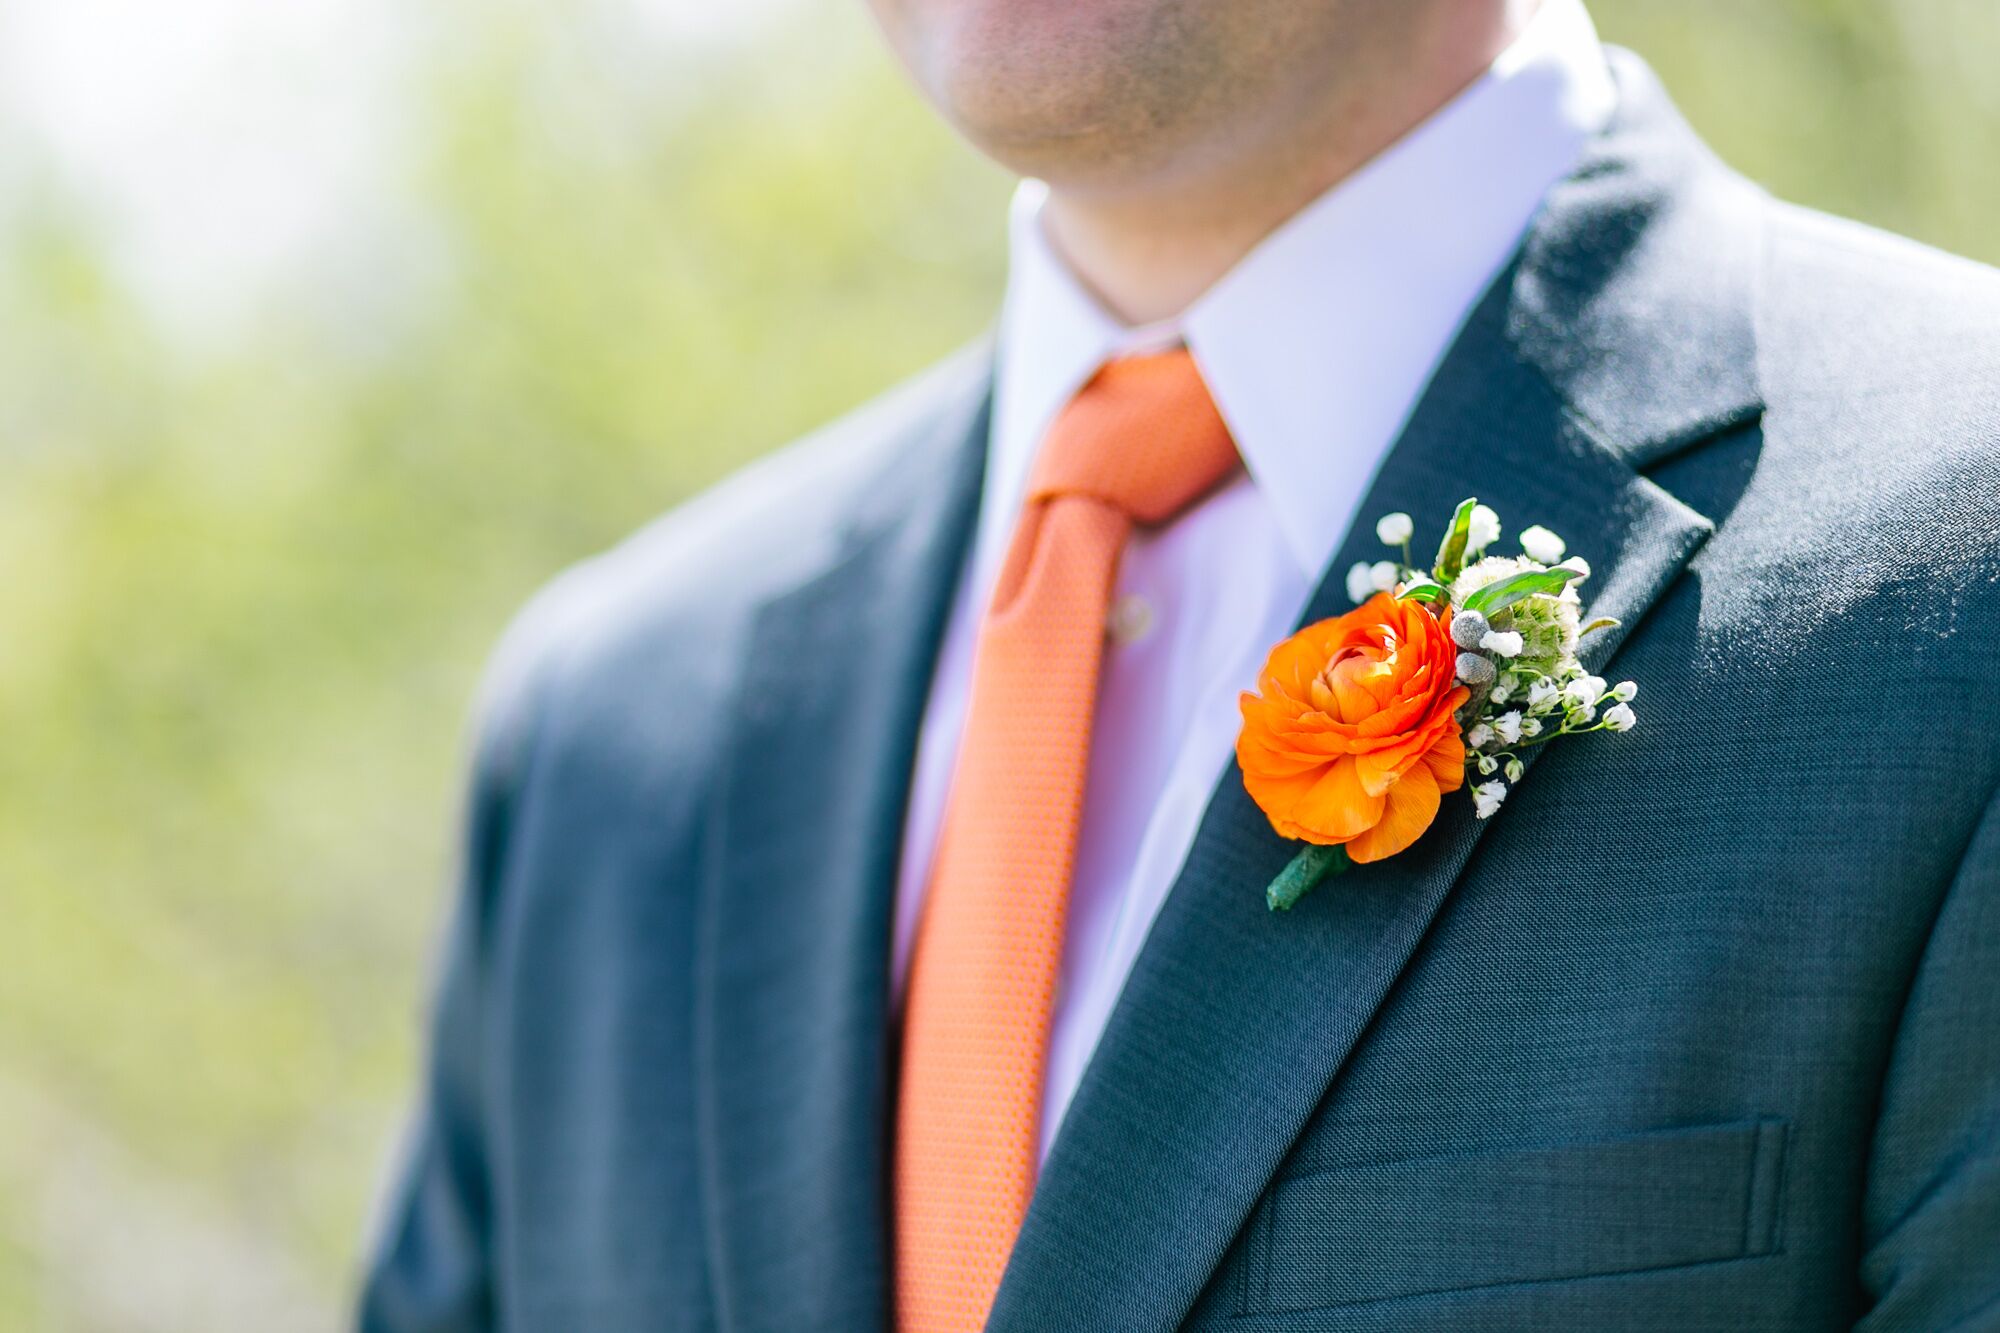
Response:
[[1106, 593, 1155, 645]]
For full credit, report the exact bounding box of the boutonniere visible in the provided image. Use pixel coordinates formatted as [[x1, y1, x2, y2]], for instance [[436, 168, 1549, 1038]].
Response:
[[1237, 498, 1638, 911]]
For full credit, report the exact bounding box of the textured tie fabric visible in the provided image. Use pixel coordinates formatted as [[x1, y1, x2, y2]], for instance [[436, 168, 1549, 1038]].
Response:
[[894, 348, 1241, 1332]]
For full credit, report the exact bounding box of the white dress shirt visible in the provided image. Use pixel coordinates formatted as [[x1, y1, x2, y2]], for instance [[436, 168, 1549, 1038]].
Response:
[[893, 0, 1619, 1162]]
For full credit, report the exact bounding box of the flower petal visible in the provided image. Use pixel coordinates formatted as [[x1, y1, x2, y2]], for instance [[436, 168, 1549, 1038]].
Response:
[[1343, 761, 1443, 863], [1422, 730, 1467, 792], [1244, 754, 1385, 844]]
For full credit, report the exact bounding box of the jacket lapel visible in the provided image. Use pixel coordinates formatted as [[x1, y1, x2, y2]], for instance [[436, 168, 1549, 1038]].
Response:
[[696, 356, 990, 1331], [988, 53, 1766, 1332]]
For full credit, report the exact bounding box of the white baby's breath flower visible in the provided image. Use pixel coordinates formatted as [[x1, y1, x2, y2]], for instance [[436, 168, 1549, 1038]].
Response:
[[1477, 754, 1498, 775], [1604, 702, 1637, 732], [1569, 704, 1598, 725], [1493, 711, 1523, 745], [1473, 781, 1508, 819], [1369, 560, 1400, 593], [1528, 679, 1560, 710], [1555, 555, 1590, 607], [1490, 680, 1512, 704], [1521, 717, 1543, 738], [1610, 680, 1638, 702], [1449, 554, 1531, 608], [1375, 512, 1414, 546], [1345, 561, 1375, 604], [1467, 504, 1501, 554], [1518, 524, 1566, 564], [1563, 675, 1608, 709], [1504, 757, 1525, 782], [1480, 629, 1524, 658], [1466, 723, 1493, 748]]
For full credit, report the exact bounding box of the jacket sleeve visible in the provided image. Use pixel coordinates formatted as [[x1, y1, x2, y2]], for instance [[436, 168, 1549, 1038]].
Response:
[[355, 620, 549, 1333], [1856, 785, 2000, 1330]]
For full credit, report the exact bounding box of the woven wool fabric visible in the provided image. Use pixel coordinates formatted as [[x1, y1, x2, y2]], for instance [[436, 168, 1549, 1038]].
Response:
[[893, 350, 1241, 1333]]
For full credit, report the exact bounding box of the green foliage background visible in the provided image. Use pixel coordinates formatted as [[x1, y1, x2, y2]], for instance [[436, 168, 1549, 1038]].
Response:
[[1, 1, 1994, 1326]]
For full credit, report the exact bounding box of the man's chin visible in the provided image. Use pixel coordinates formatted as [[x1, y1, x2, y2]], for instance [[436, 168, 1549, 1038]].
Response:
[[928, 64, 1200, 188], [890, 0, 1211, 170]]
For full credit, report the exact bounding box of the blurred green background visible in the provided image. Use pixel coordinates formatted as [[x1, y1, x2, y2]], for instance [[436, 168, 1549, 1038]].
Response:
[[0, 0, 1994, 1327]]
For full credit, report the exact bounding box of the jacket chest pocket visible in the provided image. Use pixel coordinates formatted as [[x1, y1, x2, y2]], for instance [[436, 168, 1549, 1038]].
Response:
[[1233, 1116, 1789, 1317]]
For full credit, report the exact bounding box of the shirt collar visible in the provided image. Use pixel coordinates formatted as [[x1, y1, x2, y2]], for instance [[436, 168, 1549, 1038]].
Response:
[[987, 0, 1617, 581]]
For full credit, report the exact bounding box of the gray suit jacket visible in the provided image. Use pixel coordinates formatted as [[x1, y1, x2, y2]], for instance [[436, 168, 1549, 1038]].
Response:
[[360, 53, 2000, 1332]]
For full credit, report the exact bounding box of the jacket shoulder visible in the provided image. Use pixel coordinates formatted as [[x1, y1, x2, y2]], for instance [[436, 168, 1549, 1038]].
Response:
[[1755, 201, 2000, 537], [471, 341, 991, 788], [1712, 203, 2000, 667], [1762, 201, 2000, 396]]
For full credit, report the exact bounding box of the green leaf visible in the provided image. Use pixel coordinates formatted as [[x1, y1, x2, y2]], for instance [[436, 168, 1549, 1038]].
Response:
[[1396, 579, 1447, 603], [1430, 497, 1479, 585], [1266, 843, 1351, 911], [1463, 566, 1583, 617], [1579, 616, 1621, 637]]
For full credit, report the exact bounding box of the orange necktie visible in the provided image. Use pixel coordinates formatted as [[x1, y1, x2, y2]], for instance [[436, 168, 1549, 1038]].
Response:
[[894, 348, 1241, 1332]]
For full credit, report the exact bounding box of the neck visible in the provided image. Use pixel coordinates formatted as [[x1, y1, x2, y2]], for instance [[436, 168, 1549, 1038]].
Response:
[[1038, 3, 1537, 326]]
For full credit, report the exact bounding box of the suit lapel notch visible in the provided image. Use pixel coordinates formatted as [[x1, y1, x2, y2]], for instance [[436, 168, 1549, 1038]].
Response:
[[1511, 48, 1767, 470]]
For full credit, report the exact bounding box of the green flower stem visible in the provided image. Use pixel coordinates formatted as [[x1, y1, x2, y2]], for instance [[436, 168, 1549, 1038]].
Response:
[[1508, 713, 1618, 750], [1266, 843, 1351, 912]]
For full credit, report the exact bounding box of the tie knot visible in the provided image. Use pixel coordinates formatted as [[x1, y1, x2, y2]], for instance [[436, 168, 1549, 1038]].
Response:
[[1027, 348, 1240, 526]]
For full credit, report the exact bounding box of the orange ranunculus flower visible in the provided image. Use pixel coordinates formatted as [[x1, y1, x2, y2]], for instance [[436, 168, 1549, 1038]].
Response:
[[1236, 592, 1470, 864]]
